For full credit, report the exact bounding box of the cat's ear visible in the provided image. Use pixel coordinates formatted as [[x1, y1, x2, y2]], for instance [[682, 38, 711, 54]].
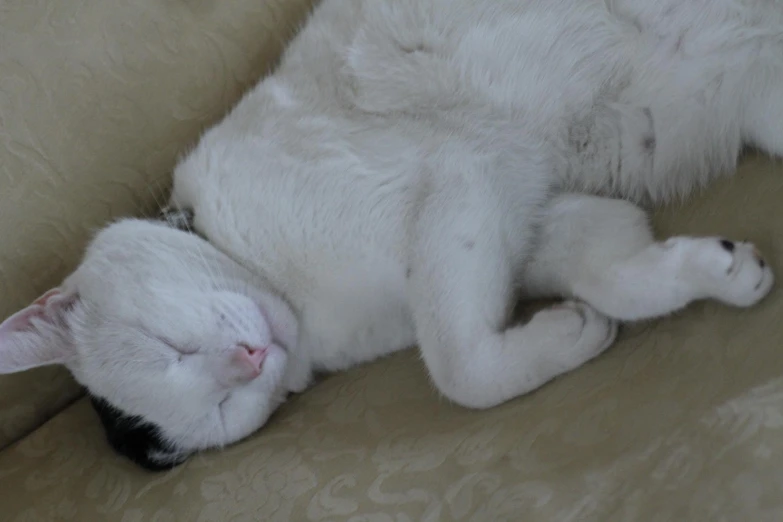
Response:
[[0, 288, 79, 374]]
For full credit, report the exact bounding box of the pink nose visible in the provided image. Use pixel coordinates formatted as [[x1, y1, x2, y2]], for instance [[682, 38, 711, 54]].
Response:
[[237, 344, 268, 376]]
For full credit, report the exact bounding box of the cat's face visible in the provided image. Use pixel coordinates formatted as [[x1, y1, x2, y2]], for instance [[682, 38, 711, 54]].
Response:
[[0, 219, 299, 470]]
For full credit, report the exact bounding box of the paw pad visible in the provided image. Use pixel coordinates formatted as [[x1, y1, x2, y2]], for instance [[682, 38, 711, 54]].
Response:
[[701, 237, 774, 307]]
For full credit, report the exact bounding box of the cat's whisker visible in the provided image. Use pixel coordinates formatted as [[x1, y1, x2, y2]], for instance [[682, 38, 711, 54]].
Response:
[[180, 219, 229, 292]]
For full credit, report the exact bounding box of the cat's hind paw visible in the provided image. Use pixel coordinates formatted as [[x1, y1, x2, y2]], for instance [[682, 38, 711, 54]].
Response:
[[666, 237, 774, 307]]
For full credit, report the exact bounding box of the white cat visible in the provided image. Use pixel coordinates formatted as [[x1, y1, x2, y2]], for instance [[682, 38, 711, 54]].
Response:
[[1, 0, 781, 470]]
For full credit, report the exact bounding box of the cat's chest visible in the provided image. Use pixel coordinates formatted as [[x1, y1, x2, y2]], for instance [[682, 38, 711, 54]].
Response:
[[294, 263, 417, 372]]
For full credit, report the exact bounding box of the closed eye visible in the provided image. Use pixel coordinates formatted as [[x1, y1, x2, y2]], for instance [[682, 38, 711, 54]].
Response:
[[158, 336, 198, 356], [132, 325, 198, 356]]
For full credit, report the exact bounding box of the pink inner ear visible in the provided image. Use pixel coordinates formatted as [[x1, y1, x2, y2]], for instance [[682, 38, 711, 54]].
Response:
[[0, 288, 67, 335], [0, 305, 47, 335], [0, 289, 77, 373], [32, 289, 61, 307]]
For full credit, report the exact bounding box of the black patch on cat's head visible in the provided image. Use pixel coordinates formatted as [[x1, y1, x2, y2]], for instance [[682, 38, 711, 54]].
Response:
[[89, 395, 189, 472]]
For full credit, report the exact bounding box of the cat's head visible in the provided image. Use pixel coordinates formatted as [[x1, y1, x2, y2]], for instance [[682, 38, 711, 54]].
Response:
[[0, 218, 299, 471]]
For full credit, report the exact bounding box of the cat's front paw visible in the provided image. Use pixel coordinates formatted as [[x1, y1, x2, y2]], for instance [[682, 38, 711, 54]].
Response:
[[535, 301, 618, 372], [667, 237, 774, 307]]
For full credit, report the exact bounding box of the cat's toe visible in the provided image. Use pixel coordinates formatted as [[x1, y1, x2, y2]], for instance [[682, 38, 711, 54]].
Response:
[[538, 301, 617, 371], [705, 239, 774, 307]]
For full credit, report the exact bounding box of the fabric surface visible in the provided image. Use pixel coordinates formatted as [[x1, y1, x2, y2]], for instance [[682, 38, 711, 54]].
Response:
[[0, 0, 316, 449], [1, 154, 782, 520]]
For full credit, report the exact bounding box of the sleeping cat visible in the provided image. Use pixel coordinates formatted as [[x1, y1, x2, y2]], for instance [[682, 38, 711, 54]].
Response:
[[1, 0, 782, 471]]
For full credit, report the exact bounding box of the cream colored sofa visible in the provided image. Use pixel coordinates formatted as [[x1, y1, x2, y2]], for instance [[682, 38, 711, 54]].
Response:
[[2, 1, 783, 520]]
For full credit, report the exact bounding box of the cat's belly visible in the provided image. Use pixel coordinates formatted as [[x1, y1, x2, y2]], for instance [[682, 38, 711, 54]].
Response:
[[295, 264, 417, 373]]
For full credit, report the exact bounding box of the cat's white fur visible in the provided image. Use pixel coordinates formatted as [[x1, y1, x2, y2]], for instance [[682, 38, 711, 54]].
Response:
[[1, 0, 781, 465]]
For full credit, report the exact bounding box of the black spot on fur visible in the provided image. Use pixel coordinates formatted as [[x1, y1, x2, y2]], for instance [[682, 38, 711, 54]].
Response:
[[399, 42, 431, 54], [90, 395, 188, 472], [720, 239, 735, 253], [758, 257, 766, 268], [463, 240, 475, 251], [643, 135, 656, 152], [406, 267, 412, 279], [158, 206, 195, 232]]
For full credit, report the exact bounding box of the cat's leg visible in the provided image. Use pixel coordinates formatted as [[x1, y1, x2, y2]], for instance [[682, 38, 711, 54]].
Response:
[[522, 194, 775, 321], [407, 189, 617, 409]]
